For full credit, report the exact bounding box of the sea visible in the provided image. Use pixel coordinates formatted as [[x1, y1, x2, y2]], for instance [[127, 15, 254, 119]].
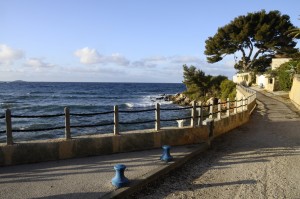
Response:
[[0, 82, 191, 143]]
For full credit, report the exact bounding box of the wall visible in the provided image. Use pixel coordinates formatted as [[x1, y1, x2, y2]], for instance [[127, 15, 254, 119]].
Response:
[[271, 58, 291, 70], [289, 75, 300, 109], [233, 72, 252, 86], [255, 75, 276, 92]]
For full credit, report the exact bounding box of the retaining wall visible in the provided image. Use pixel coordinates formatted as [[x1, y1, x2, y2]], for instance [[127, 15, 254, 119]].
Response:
[[290, 75, 300, 110], [0, 99, 255, 166]]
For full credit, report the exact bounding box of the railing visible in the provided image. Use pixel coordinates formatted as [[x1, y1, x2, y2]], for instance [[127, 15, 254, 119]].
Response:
[[0, 87, 256, 145]]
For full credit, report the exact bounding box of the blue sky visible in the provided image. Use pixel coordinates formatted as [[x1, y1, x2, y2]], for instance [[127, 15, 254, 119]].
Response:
[[1, 0, 299, 82]]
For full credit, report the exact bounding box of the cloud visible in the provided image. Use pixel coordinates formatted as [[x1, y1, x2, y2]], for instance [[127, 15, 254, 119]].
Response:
[[169, 55, 204, 65], [109, 53, 130, 66], [0, 44, 24, 65], [24, 58, 55, 69], [132, 55, 204, 68], [131, 61, 157, 68], [74, 47, 129, 66]]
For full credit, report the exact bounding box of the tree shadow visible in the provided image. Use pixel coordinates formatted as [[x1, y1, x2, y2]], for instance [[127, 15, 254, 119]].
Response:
[[32, 192, 104, 199]]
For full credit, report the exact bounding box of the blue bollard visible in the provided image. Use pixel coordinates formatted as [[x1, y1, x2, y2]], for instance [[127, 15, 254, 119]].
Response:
[[160, 145, 173, 162], [112, 164, 129, 188]]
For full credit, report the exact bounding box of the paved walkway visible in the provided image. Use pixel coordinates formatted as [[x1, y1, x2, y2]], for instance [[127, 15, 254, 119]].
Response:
[[133, 88, 300, 199], [0, 142, 208, 199]]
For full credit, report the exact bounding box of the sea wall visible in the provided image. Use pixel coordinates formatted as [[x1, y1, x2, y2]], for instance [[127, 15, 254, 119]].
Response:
[[0, 99, 256, 166], [289, 75, 300, 109]]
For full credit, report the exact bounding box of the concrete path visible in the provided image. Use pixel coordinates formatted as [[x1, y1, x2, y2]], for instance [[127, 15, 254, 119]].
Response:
[[133, 89, 300, 199], [0, 143, 208, 199]]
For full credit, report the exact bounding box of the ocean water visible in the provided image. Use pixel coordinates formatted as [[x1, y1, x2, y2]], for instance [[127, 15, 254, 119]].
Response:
[[0, 82, 190, 142]]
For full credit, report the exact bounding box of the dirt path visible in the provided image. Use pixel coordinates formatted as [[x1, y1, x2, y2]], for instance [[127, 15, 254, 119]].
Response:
[[132, 90, 300, 199]]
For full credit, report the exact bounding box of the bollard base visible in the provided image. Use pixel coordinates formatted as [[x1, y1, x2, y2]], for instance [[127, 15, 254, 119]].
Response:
[[160, 145, 173, 162], [112, 164, 129, 188]]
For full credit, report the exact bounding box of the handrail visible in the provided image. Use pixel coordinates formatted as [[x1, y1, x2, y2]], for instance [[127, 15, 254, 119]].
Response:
[[12, 126, 65, 132], [119, 108, 155, 113], [0, 86, 257, 144], [71, 122, 114, 128], [160, 106, 192, 111], [119, 120, 156, 125], [11, 113, 64, 118], [70, 111, 114, 116]]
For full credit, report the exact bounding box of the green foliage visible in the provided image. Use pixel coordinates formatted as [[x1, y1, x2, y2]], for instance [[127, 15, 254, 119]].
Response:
[[183, 64, 209, 97], [205, 10, 298, 72], [220, 79, 236, 100], [275, 62, 296, 91], [286, 17, 300, 39], [182, 65, 229, 100], [183, 84, 202, 101]]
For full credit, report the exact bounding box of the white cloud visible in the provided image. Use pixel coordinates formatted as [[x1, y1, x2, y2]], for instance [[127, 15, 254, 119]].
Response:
[[109, 53, 130, 66], [74, 47, 129, 66], [74, 47, 102, 64], [24, 58, 55, 69], [0, 44, 24, 65]]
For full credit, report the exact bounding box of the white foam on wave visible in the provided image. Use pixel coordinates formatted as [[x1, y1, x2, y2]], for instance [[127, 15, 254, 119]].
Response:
[[122, 94, 174, 108], [125, 103, 134, 108]]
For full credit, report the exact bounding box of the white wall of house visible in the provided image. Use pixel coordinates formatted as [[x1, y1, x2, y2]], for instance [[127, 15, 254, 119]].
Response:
[[233, 72, 252, 86], [271, 58, 291, 70]]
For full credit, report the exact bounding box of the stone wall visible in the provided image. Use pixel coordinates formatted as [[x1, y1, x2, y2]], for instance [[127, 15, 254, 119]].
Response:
[[289, 75, 300, 109]]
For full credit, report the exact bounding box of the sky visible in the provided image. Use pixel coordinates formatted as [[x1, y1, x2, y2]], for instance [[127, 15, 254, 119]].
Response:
[[1, 0, 299, 83]]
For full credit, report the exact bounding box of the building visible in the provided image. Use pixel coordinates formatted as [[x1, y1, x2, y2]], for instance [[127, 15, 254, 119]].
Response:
[[233, 72, 252, 86]]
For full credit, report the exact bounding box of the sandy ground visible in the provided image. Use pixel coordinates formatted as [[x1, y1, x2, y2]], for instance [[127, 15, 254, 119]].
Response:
[[132, 90, 300, 199]]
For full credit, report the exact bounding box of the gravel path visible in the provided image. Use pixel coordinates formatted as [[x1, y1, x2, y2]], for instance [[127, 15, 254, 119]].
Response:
[[132, 90, 300, 199]]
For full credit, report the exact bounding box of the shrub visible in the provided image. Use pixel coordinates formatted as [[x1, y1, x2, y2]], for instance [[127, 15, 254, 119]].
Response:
[[220, 79, 236, 100], [276, 63, 293, 91]]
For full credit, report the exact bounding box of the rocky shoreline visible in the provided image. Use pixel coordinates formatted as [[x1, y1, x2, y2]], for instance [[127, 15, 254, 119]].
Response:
[[154, 93, 193, 106], [167, 93, 193, 106]]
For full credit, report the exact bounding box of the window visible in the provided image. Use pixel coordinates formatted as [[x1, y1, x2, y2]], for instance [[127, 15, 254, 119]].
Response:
[[269, 78, 273, 84]]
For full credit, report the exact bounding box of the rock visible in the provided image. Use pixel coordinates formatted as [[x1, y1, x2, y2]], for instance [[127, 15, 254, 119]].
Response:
[[167, 93, 193, 106]]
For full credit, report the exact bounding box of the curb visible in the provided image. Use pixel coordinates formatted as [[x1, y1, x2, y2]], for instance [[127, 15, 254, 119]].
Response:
[[101, 142, 210, 199]]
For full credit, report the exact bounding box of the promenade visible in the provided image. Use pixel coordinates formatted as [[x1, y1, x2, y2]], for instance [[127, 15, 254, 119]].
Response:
[[0, 88, 299, 199], [134, 88, 300, 198]]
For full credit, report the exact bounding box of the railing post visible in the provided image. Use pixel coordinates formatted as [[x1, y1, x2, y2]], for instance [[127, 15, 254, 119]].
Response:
[[200, 102, 204, 126], [64, 107, 71, 140], [5, 109, 13, 145], [242, 97, 245, 111], [155, 103, 160, 131], [226, 98, 230, 117], [234, 97, 237, 114], [114, 105, 119, 135], [209, 99, 213, 118], [245, 97, 248, 110], [217, 99, 221, 119], [191, 101, 196, 127]]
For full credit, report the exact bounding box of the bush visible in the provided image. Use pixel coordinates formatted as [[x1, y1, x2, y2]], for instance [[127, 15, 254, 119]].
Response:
[[275, 60, 300, 91], [182, 65, 228, 101], [276, 63, 292, 91], [183, 84, 202, 101], [220, 79, 236, 100]]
